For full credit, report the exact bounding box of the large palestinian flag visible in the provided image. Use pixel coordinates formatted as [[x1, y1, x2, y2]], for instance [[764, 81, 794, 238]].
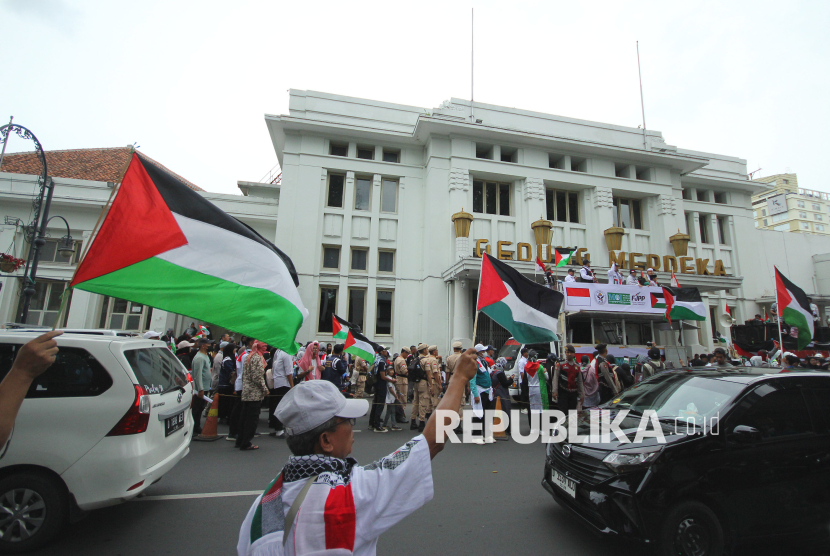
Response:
[[332, 314, 381, 361], [476, 253, 562, 344], [662, 287, 707, 322], [71, 152, 308, 352], [775, 267, 814, 350]]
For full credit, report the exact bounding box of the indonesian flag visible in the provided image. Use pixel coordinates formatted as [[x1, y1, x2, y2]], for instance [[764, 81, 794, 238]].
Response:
[[477, 253, 563, 343], [671, 270, 680, 288], [71, 152, 308, 353], [535, 256, 546, 273], [764, 307, 770, 321], [775, 267, 814, 350], [725, 305, 732, 317], [332, 314, 382, 361], [554, 247, 574, 268]]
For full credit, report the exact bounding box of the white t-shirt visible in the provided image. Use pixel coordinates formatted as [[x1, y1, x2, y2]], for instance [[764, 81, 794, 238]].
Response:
[[626, 275, 640, 286], [564, 274, 576, 283], [272, 350, 293, 389], [516, 356, 527, 385], [235, 349, 250, 392], [237, 435, 433, 556]]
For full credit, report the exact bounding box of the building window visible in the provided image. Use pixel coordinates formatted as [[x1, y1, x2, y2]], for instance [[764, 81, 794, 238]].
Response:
[[612, 197, 642, 229], [473, 181, 510, 216], [815, 214, 823, 221], [351, 248, 368, 271], [783, 179, 790, 184], [348, 288, 366, 332], [476, 144, 494, 160], [500, 146, 517, 163], [545, 189, 579, 223], [754, 221, 759, 228], [773, 224, 789, 232], [98, 295, 146, 331], [797, 200, 805, 208], [682, 188, 692, 200], [376, 290, 393, 335], [354, 177, 371, 211], [378, 250, 395, 273], [813, 203, 822, 211], [382, 148, 400, 163], [322, 246, 340, 269], [714, 192, 727, 204], [357, 146, 374, 160], [549, 154, 565, 169], [37, 239, 83, 264], [762, 208, 767, 216], [571, 157, 587, 172], [771, 213, 787, 223], [318, 288, 337, 333], [802, 223, 811, 230], [763, 218, 768, 226], [380, 179, 398, 213], [327, 173, 345, 208], [799, 212, 807, 219], [717, 216, 728, 245], [635, 166, 652, 181], [696, 190, 708, 202], [18, 281, 71, 327], [698, 215, 709, 244], [330, 142, 348, 157], [817, 224, 825, 231]]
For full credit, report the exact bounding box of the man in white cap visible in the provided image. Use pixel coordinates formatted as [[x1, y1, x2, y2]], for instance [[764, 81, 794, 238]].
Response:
[[625, 269, 640, 286], [647, 268, 659, 286], [607, 262, 623, 285], [238, 349, 478, 556]]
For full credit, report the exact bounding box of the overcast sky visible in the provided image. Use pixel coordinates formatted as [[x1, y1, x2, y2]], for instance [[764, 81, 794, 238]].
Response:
[[3, 0, 829, 196]]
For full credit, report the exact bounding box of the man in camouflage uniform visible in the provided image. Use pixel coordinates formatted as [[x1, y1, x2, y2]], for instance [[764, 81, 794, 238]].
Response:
[[426, 346, 442, 414], [410, 343, 432, 432], [354, 356, 368, 398], [445, 341, 465, 420]]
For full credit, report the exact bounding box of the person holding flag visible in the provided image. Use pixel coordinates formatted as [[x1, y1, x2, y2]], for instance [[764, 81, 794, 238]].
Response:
[[775, 267, 815, 351], [607, 262, 623, 284]]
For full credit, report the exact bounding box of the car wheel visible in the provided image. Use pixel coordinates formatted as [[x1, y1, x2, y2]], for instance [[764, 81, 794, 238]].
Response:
[[0, 472, 68, 553], [658, 500, 725, 556]]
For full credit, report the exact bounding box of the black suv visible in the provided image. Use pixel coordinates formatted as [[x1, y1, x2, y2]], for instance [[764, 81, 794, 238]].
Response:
[[542, 369, 830, 556]]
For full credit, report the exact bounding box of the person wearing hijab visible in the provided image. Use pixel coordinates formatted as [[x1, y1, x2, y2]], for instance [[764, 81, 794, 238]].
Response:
[[524, 351, 546, 433], [580, 355, 601, 408], [490, 357, 513, 438], [297, 341, 323, 381], [236, 341, 270, 451]]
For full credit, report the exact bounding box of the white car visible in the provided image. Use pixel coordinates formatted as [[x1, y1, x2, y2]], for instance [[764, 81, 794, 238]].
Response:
[[0, 332, 193, 553]]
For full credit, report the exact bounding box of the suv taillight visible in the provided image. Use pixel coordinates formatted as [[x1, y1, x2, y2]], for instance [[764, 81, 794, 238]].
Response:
[[107, 385, 150, 436], [186, 372, 193, 383]]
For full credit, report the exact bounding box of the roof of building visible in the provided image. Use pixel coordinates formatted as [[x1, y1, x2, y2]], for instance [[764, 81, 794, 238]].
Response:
[[0, 146, 203, 191]]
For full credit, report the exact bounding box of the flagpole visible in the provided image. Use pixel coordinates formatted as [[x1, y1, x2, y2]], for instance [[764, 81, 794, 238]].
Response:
[[473, 254, 486, 345], [52, 147, 135, 329], [774, 267, 785, 359]]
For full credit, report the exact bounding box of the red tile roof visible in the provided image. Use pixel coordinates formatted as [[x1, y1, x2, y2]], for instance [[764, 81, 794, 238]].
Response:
[[0, 146, 204, 191]]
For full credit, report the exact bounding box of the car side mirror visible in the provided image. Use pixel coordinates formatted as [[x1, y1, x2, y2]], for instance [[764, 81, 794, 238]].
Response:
[[730, 425, 761, 444]]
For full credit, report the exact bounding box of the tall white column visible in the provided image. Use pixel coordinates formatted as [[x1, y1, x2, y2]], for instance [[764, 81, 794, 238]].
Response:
[[452, 279, 472, 348]]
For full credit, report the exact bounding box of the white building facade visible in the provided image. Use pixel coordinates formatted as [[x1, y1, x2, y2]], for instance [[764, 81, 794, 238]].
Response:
[[266, 90, 830, 357]]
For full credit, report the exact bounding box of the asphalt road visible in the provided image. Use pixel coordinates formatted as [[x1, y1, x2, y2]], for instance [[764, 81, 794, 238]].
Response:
[[27, 407, 829, 556]]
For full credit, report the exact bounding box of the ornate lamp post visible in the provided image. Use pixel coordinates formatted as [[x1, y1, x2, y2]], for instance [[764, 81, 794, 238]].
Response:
[[0, 122, 61, 324]]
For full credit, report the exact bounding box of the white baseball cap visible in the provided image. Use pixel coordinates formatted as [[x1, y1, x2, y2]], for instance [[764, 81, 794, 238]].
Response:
[[276, 380, 369, 436], [143, 330, 161, 339], [475, 343, 487, 352]]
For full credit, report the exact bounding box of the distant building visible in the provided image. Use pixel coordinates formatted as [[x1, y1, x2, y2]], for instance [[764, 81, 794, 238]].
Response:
[[752, 173, 830, 235]]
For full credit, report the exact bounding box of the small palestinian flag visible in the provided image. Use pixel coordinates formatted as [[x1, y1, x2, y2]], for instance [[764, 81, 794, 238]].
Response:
[[71, 152, 308, 353], [662, 287, 707, 321], [333, 314, 382, 361], [554, 247, 574, 268], [192, 324, 209, 340], [775, 267, 814, 350], [651, 290, 667, 309], [477, 253, 563, 344]]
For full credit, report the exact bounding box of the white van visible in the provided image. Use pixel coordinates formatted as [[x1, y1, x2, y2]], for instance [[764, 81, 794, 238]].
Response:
[[0, 332, 193, 552]]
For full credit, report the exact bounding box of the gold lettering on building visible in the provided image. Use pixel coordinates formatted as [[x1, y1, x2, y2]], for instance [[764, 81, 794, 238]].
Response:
[[663, 255, 678, 272], [647, 254, 660, 271], [475, 239, 490, 257], [497, 241, 514, 260], [695, 258, 710, 275], [516, 243, 532, 262], [628, 252, 644, 271], [679, 256, 695, 274]]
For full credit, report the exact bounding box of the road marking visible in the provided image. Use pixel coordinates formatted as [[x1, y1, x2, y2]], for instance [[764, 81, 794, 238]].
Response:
[[135, 490, 261, 501]]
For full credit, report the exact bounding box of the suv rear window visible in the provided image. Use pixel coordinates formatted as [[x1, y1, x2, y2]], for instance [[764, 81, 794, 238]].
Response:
[[123, 347, 189, 395], [0, 344, 113, 398]]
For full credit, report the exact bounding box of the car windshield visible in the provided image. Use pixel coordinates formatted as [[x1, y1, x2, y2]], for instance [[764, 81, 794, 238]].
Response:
[[124, 347, 189, 395], [497, 340, 521, 371], [605, 373, 744, 422]]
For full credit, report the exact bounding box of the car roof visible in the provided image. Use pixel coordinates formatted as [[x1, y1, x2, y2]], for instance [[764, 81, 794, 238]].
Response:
[[665, 368, 830, 385], [0, 331, 164, 347], [3, 328, 139, 337]]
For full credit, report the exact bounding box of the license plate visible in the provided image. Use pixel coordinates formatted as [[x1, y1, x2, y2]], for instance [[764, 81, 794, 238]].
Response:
[[165, 411, 185, 437], [552, 469, 577, 498]]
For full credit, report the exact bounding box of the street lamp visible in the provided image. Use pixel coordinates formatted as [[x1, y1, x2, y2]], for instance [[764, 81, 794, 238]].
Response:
[[46, 216, 76, 258]]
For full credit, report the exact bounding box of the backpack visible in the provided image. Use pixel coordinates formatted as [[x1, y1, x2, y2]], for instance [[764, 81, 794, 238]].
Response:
[[407, 356, 425, 383], [642, 360, 666, 378]]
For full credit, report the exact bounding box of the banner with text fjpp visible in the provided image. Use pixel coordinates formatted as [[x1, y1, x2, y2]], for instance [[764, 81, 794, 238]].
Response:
[[563, 283, 670, 315]]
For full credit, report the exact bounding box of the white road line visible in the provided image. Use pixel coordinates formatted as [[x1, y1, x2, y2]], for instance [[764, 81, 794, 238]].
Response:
[[135, 490, 261, 501]]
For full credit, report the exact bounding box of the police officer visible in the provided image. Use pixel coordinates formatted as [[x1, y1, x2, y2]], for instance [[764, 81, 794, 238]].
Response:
[[393, 347, 409, 421], [445, 341, 466, 425], [354, 356, 368, 398], [426, 346, 441, 413], [410, 343, 432, 432]]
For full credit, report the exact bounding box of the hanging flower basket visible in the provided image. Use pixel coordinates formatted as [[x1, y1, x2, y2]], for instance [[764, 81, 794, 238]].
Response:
[[0, 253, 25, 273]]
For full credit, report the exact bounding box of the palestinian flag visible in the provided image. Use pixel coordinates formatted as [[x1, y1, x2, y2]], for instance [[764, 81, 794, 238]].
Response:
[[650, 290, 666, 309], [775, 267, 814, 350], [192, 324, 209, 340], [662, 287, 707, 321], [476, 253, 562, 344], [332, 314, 381, 361], [524, 361, 549, 410], [554, 247, 574, 268], [70, 152, 308, 353]]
